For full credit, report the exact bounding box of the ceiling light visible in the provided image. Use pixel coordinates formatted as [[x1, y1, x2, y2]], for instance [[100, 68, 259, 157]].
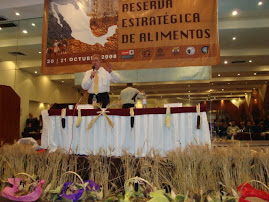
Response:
[[0, 27, 2, 30], [62, 81, 64, 83], [39, 51, 41, 54], [188, 91, 190, 93], [22, 30, 28, 34], [232, 37, 236, 40], [237, 73, 240, 76], [232, 10, 238, 16], [32, 23, 36, 26], [212, 83, 214, 85], [228, 83, 230, 85], [224, 61, 228, 64], [34, 71, 37, 74], [249, 60, 252, 63], [188, 85, 190, 87], [218, 74, 221, 77], [15, 12, 20, 16], [253, 88, 255, 90], [254, 73, 257, 75], [245, 93, 247, 95], [258, 2, 263, 5], [222, 89, 224, 91]]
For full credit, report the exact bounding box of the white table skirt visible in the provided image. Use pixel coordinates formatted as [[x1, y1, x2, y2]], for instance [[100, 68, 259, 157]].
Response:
[[41, 110, 211, 156]]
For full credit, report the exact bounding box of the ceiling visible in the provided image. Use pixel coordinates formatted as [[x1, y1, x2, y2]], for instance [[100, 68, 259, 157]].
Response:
[[0, 0, 269, 103]]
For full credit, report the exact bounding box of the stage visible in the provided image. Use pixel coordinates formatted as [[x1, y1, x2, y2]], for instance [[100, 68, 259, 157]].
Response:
[[41, 106, 211, 156]]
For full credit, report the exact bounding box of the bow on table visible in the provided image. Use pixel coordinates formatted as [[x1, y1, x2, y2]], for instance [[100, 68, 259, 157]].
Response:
[[87, 101, 119, 130]]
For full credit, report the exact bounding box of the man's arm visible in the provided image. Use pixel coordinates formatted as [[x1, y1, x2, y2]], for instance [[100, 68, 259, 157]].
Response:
[[105, 62, 120, 83], [81, 70, 93, 90], [136, 90, 144, 99], [110, 71, 120, 83]]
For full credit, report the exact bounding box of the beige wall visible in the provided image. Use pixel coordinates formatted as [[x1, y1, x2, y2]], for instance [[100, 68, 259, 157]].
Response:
[[0, 61, 81, 134], [29, 101, 51, 120]]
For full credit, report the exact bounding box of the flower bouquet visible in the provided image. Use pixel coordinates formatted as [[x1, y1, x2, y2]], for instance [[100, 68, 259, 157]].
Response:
[[1, 173, 45, 202], [47, 171, 102, 202]]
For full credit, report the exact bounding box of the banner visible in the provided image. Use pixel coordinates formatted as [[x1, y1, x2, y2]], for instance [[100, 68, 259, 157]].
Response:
[[42, 0, 219, 74]]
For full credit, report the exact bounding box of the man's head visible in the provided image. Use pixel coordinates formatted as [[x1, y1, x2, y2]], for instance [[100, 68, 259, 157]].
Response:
[[92, 54, 101, 69], [127, 83, 133, 87], [247, 121, 252, 127], [29, 113, 33, 118]]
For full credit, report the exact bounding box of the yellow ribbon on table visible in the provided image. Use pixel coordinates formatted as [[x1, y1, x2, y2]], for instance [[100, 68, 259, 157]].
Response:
[[164, 106, 171, 128]]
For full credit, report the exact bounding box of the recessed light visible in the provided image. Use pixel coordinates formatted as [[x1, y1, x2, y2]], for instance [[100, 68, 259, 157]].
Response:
[[222, 89, 224, 91], [245, 93, 247, 95], [22, 30, 28, 34], [249, 60, 252, 63], [232, 37, 236, 40], [62, 81, 64, 83], [254, 73, 257, 75], [253, 88, 256, 90], [232, 10, 238, 16], [188, 85, 190, 87], [224, 61, 228, 64], [228, 83, 230, 85], [188, 91, 190, 93], [32, 23, 36, 26], [237, 73, 240, 76], [212, 83, 214, 85], [34, 71, 37, 74], [39, 51, 41, 54], [258, 2, 263, 5], [0, 27, 2, 30], [15, 12, 20, 16], [218, 74, 221, 77]]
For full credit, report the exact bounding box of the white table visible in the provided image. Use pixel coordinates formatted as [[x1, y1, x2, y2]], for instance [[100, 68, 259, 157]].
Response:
[[41, 107, 211, 156]]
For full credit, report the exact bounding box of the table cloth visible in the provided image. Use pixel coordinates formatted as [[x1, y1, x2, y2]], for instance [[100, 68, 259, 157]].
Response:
[[41, 107, 211, 156]]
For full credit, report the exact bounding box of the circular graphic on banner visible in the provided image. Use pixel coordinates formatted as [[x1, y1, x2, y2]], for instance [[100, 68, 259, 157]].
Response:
[[186, 47, 195, 55]]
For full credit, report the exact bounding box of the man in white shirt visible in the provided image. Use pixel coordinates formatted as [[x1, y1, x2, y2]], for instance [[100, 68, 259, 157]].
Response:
[[120, 83, 144, 108], [81, 54, 120, 108]]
